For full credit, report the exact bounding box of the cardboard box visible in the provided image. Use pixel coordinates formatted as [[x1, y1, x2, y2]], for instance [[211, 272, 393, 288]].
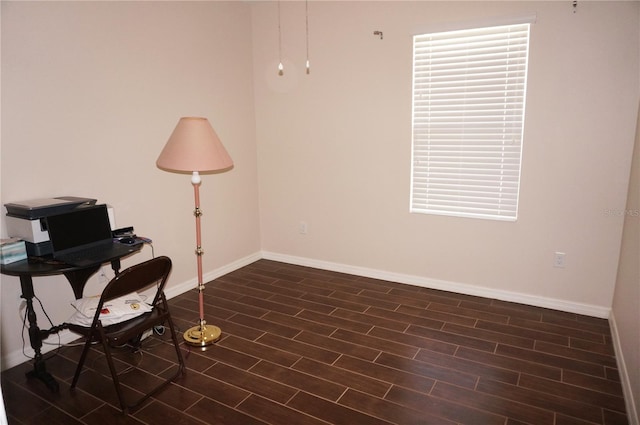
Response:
[[1, 238, 27, 265]]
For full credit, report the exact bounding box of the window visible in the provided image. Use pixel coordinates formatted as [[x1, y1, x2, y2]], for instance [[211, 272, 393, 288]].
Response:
[[410, 23, 531, 221]]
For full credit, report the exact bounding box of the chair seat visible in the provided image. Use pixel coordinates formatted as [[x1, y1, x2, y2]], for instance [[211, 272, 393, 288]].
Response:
[[68, 308, 168, 346]]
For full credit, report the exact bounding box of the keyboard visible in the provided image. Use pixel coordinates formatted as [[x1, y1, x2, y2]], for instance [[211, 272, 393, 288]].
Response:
[[55, 243, 134, 267]]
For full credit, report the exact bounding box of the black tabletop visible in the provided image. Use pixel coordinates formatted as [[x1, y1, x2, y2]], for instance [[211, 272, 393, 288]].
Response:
[[1, 256, 83, 277], [1, 245, 143, 299], [1, 244, 143, 278]]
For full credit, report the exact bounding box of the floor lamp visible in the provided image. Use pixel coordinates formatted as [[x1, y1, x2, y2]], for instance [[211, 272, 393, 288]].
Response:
[[156, 117, 233, 346]]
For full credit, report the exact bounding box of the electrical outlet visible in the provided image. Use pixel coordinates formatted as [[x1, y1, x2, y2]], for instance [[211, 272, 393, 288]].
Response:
[[299, 221, 308, 235], [98, 268, 108, 284], [554, 252, 566, 268]]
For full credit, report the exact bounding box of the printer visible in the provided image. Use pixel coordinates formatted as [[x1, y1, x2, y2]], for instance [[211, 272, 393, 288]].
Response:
[[4, 196, 99, 256]]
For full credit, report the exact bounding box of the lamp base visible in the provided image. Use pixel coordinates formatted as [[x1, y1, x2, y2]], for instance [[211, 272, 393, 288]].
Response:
[[183, 324, 221, 346]]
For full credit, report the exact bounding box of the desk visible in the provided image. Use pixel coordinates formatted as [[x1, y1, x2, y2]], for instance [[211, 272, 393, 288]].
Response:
[[0, 247, 142, 392]]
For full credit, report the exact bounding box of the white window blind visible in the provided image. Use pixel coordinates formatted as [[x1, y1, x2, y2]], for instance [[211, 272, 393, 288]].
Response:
[[410, 23, 531, 221]]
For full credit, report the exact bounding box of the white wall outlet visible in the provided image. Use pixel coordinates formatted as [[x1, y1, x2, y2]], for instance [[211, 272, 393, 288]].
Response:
[[98, 268, 109, 284], [299, 221, 308, 235], [554, 252, 566, 268]]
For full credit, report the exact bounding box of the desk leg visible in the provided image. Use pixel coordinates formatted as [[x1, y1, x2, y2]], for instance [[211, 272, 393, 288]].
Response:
[[19, 275, 59, 392], [63, 266, 100, 299]]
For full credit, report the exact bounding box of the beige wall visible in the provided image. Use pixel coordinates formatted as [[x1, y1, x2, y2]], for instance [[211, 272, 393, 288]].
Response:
[[611, 100, 640, 422], [1, 5, 638, 413], [1, 2, 261, 367], [253, 1, 639, 315]]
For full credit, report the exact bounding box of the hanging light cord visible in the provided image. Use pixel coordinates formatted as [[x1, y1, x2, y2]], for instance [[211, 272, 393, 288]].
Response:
[[278, 1, 284, 76], [305, 0, 310, 74]]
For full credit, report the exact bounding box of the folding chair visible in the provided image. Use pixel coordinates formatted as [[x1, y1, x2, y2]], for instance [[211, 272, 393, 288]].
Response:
[[67, 255, 185, 414]]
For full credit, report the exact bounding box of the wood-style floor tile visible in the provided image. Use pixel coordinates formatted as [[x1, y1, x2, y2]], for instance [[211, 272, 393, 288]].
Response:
[[293, 357, 391, 398], [1, 259, 629, 425], [338, 388, 457, 425], [237, 394, 328, 425], [430, 381, 556, 425], [287, 391, 395, 425], [385, 384, 508, 425]]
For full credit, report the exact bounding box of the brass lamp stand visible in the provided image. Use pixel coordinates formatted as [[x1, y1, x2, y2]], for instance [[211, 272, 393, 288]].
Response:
[[156, 117, 233, 347], [182, 171, 222, 345]]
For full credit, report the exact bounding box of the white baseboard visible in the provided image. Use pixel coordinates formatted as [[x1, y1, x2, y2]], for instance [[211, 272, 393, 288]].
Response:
[[609, 311, 639, 425], [163, 251, 262, 300], [2, 329, 80, 372], [1, 250, 613, 372], [261, 251, 611, 319]]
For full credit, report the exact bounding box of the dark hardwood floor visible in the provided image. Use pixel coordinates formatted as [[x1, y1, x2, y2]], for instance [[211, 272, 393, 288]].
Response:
[[1, 259, 629, 424]]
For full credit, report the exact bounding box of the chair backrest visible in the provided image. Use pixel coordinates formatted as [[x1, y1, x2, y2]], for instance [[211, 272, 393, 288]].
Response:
[[100, 256, 172, 308]]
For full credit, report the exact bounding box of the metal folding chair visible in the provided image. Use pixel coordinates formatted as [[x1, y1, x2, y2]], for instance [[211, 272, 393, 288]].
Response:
[[67, 256, 185, 414]]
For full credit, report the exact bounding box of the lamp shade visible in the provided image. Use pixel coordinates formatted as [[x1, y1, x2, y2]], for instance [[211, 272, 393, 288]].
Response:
[[157, 117, 233, 173]]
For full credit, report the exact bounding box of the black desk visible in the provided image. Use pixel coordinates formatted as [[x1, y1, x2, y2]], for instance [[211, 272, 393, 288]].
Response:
[[0, 247, 142, 392]]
